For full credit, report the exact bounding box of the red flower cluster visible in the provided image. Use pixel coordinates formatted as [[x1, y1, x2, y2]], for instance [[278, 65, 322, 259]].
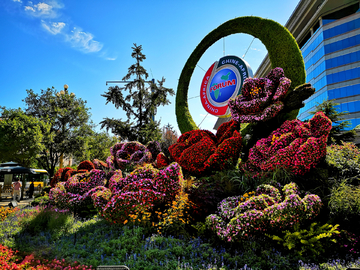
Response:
[[168, 120, 242, 176], [50, 167, 74, 187], [77, 160, 95, 171], [156, 152, 170, 168], [50, 160, 98, 187], [243, 112, 332, 175]]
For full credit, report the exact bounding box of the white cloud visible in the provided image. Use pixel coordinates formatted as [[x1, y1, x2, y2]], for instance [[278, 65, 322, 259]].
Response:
[[66, 27, 103, 53], [24, 0, 62, 18], [251, 47, 262, 52], [9, 0, 112, 57], [41, 20, 65, 34]]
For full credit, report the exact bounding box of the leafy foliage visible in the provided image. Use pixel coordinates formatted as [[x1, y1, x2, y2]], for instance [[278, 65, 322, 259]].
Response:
[[267, 222, 339, 258], [72, 131, 118, 164], [24, 87, 92, 177], [329, 181, 360, 220], [326, 142, 360, 179], [310, 99, 356, 145], [101, 44, 174, 144], [0, 107, 50, 167]]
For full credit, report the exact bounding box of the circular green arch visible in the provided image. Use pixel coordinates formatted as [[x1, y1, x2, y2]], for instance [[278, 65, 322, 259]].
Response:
[[176, 16, 306, 134]]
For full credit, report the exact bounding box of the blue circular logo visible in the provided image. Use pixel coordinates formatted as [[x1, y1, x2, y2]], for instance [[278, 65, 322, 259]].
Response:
[[209, 68, 237, 103]]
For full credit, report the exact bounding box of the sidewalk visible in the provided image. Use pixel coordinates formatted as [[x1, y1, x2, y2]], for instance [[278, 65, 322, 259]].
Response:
[[0, 197, 34, 208]]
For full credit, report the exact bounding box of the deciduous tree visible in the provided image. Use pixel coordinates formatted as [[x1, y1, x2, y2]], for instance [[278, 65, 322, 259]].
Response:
[[24, 87, 92, 177], [0, 107, 49, 168]]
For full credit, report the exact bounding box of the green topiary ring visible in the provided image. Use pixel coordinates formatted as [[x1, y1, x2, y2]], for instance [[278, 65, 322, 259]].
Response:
[[176, 16, 305, 134]]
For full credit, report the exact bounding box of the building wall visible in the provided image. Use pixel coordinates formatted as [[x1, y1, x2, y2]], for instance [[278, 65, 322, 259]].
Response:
[[298, 9, 360, 130]]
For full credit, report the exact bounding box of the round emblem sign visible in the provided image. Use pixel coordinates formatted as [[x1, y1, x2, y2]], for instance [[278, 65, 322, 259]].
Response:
[[200, 55, 252, 117]]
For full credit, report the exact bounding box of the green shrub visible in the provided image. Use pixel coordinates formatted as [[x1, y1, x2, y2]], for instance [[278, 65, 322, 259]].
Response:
[[326, 142, 360, 179], [31, 193, 49, 206], [267, 222, 339, 259], [19, 208, 74, 238], [329, 181, 360, 220]]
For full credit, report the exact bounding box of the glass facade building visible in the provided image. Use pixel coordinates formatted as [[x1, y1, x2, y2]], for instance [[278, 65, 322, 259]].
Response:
[[298, 4, 360, 129]]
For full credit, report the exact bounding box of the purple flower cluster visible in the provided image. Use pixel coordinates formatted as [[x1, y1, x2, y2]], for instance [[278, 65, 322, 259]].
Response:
[[107, 141, 160, 170], [49, 169, 106, 210], [206, 182, 322, 242], [228, 67, 291, 123], [91, 162, 183, 224]]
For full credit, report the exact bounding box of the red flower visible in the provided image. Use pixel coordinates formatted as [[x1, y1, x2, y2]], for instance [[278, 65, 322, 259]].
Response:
[[169, 120, 241, 176]]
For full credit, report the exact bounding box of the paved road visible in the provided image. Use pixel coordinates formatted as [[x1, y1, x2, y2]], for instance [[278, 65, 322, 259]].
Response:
[[0, 197, 34, 208]]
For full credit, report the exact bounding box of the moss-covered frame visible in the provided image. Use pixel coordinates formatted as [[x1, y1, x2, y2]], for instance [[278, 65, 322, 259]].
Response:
[[176, 16, 306, 134]]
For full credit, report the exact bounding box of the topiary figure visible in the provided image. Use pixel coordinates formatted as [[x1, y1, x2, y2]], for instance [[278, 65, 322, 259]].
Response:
[[169, 120, 241, 176], [243, 111, 332, 176], [206, 182, 322, 242], [93, 159, 108, 170], [106, 141, 159, 171], [50, 167, 73, 188], [146, 141, 162, 161], [91, 163, 183, 224], [156, 152, 170, 169], [49, 169, 107, 216], [228, 67, 291, 123], [77, 160, 95, 171], [176, 16, 306, 134]]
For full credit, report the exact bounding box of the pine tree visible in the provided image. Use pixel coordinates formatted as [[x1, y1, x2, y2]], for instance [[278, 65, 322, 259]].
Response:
[[101, 44, 174, 145], [310, 99, 356, 145]]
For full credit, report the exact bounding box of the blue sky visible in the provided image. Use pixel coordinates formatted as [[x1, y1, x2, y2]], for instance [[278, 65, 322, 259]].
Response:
[[0, 0, 300, 135]]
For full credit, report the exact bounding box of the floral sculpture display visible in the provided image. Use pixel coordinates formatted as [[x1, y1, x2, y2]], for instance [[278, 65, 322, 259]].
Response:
[[206, 182, 322, 242], [90, 162, 183, 224], [243, 111, 332, 175], [50, 167, 74, 188], [106, 141, 160, 170], [49, 169, 106, 212], [168, 120, 242, 176], [228, 67, 291, 123]]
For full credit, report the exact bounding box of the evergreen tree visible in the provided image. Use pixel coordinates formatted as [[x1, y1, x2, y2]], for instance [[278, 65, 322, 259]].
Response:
[[101, 44, 174, 145], [310, 99, 356, 145]]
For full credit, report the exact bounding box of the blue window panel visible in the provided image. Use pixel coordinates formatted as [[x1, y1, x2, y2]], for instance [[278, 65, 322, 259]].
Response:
[[347, 86, 354, 96], [328, 84, 360, 100], [325, 51, 360, 69], [325, 35, 360, 54], [306, 61, 326, 81], [349, 102, 355, 112], [341, 103, 349, 112], [327, 67, 360, 84], [323, 19, 336, 26], [304, 47, 325, 70], [302, 32, 324, 59], [324, 18, 360, 39]]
